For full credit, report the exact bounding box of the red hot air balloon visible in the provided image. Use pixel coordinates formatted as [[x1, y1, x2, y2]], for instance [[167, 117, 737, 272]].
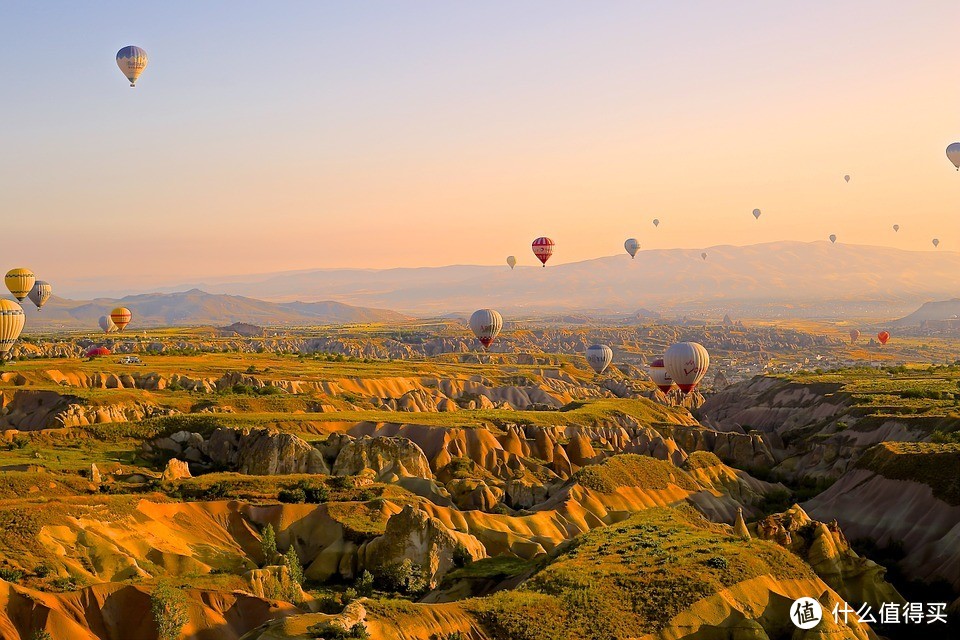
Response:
[[85, 346, 111, 358], [877, 331, 890, 345], [531, 237, 555, 267], [648, 358, 675, 393]]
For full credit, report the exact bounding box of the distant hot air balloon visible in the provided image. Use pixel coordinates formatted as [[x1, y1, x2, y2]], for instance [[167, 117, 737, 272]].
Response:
[[652, 219, 660, 227], [531, 237, 554, 267], [849, 329, 861, 344], [648, 358, 675, 393], [585, 344, 613, 374], [624, 238, 640, 259], [701, 252, 707, 261], [469, 309, 503, 349], [946, 143, 960, 170], [110, 307, 132, 331], [932, 238, 940, 248], [844, 175, 850, 183], [116, 46, 148, 87], [829, 234, 837, 244], [0, 300, 25, 360], [27, 281, 51, 311], [99, 315, 117, 333], [877, 331, 890, 345], [85, 346, 111, 358], [752, 208, 761, 220], [5, 269, 35, 302], [506, 256, 517, 270], [664, 342, 710, 394], [893, 224, 900, 232]]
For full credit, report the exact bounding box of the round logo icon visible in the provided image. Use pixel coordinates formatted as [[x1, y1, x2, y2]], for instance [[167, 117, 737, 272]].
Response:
[[790, 597, 823, 629]]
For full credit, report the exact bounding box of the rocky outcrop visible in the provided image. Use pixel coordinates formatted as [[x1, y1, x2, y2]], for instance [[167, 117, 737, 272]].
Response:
[[332, 436, 433, 481], [161, 458, 191, 481], [205, 428, 330, 475]]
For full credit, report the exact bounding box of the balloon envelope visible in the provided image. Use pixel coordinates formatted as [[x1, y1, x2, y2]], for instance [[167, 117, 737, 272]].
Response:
[[110, 307, 132, 331], [5, 268, 35, 302], [652, 219, 660, 227], [893, 224, 899, 232], [28, 281, 51, 311], [116, 46, 148, 86], [0, 300, 25, 359], [849, 329, 861, 344], [844, 175, 850, 182], [531, 237, 555, 266], [932, 238, 940, 247], [506, 256, 517, 269], [877, 331, 890, 345], [946, 142, 960, 170], [99, 315, 117, 333], [469, 309, 503, 349], [701, 252, 707, 260], [85, 346, 111, 358], [648, 358, 675, 393], [624, 238, 640, 258], [664, 342, 710, 394], [752, 208, 761, 219], [585, 344, 613, 374], [829, 234, 837, 244]]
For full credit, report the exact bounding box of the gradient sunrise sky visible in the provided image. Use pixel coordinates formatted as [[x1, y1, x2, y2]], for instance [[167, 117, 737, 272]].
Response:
[[1, 1, 958, 294]]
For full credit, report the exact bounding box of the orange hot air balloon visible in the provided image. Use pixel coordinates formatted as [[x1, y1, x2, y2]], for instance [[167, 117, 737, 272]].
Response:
[[531, 237, 554, 267], [849, 329, 861, 344], [877, 331, 890, 345], [110, 307, 132, 331]]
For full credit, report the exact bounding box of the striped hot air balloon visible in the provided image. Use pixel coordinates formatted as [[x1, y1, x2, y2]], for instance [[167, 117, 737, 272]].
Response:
[[877, 331, 890, 345], [0, 300, 25, 360], [585, 344, 613, 374], [648, 358, 675, 393], [664, 342, 710, 394], [5, 268, 35, 302], [624, 238, 640, 259], [531, 237, 554, 267], [469, 309, 503, 349], [116, 46, 148, 87], [110, 307, 132, 331], [28, 281, 51, 311]]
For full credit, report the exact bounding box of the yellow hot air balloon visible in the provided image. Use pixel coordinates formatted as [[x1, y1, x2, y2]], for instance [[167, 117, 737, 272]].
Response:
[[5, 268, 35, 302], [116, 46, 148, 87], [506, 256, 517, 270], [111, 307, 132, 331], [0, 300, 25, 360]]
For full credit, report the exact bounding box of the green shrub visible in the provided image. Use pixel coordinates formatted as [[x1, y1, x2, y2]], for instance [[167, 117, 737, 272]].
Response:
[[278, 488, 306, 504], [33, 563, 51, 578], [356, 569, 374, 597], [376, 559, 428, 595], [705, 556, 729, 570], [453, 543, 473, 569], [0, 567, 23, 582], [303, 483, 329, 503], [261, 523, 278, 566], [151, 581, 189, 640]]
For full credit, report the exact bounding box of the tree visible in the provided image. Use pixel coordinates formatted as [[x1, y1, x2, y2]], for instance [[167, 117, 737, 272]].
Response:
[[261, 523, 278, 566], [151, 581, 189, 640], [283, 544, 303, 586]]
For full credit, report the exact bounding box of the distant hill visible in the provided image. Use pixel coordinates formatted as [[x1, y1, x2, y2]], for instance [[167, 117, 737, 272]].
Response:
[[148, 241, 960, 317], [892, 299, 960, 327], [21, 289, 409, 330]]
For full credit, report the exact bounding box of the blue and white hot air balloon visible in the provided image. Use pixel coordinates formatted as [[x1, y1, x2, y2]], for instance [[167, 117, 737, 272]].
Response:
[[116, 46, 148, 87]]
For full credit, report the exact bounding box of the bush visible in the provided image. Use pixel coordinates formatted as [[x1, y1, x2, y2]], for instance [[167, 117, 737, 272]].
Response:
[[33, 563, 51, 578], [303, 483, 329, 503], [307, 621, 370, 640], [453, 543, 473, 569], [706, 556, 729, 570], [255, 385, 284, 396], [377, 559, 428, 595], [356, 569, 374, 597], [49, 576, 78, 591], [201, 481, 232, 500], [0, 567, 23, 582], [330, 476, 352, 489], [278, 488, 306, 504], [357, 489, 376, 502], [30, 632, 53, 640], [151, 581, 189, 640]]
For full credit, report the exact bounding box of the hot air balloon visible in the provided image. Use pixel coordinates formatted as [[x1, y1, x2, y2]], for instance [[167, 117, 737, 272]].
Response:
[[664, 342, 710, 394], [116, 46, 148, 87], [893, 224, 900, 232], [27, 281, 51, 311], [5, 269, 35, 302], [110, 307, 132, 331], [648, 358, 675, 393], [829, 234, 837, 244], [506, 256, 517, 270], [469, 309, 503, 349], [99, 315, 117, 333], [947, 143, 960, 170], [844, 175, 850, 183], [877, 331, 890, 345], [624, 238, 640, 259], [0, 300, 25, 360], [652, 219, 660, 227], [531, 237, 554, 267], [85, 346, 112, 358], [701, 252, 707, 260], [932, 238, 940, 248], [752, 209, 761, 220], [849, 329, 861, 344], [585, 344, 613, 374]]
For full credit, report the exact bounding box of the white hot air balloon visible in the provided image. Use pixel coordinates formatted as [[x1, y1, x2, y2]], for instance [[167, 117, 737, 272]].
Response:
[[664, 342, 710, 394], [0, 300, 25, 360], [116, 46, 148, 87], [469, 309, 503, 350], [752, 208, 761, 220], [946, 143, 960, 170], [844, 175, 850, 183], [893, 224, 900, 232], [99, 315, 117, 333], [648, 358, 675, 393], [829, 234, 837, 244], [624, 238, 640, 259], [585, 344, 613, 374], [652, 219, 660, 227], [932, 238, 940, 248], [506, 256, 517, 270], [701, 252, 708, 261], [27, 281, 52, 311]]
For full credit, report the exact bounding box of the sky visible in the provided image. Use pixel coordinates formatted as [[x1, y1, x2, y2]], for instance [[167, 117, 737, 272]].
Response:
[[1, 1, 958, 296]]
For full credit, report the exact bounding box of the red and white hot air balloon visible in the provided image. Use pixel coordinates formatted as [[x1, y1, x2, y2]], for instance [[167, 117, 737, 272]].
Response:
[[664, 342, 710, 394], [469, 309, 503, 349], [877, 331, 890, 345], [531, 237, 554, 267], [648, 358, 675, 393]]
